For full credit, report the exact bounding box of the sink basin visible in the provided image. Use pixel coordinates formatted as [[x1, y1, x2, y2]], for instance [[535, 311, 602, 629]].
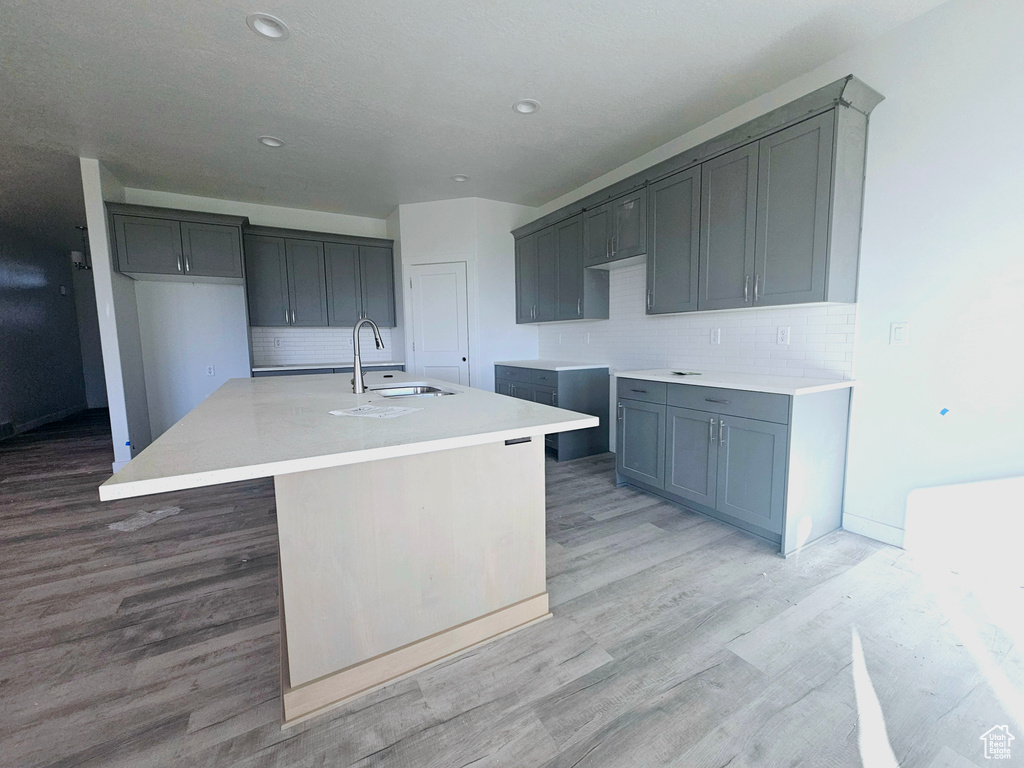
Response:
[[373, 384, 457, 398]]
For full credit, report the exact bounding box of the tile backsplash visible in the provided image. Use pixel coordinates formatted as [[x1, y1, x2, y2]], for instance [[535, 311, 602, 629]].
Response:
[[538, 263, 856, 380], [250, 326, 396, 367]]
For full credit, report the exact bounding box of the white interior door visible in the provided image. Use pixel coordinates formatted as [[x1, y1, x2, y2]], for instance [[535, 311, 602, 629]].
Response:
[[409, 262, 470, 385]]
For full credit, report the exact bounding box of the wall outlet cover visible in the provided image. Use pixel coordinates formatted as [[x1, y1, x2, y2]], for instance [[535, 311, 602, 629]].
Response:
[[777, 326, 791, 345], [710, 328, 721, 345], [206, 365, 216, 376], [890, 322, 910, 346], [274, 338, 282, 348]]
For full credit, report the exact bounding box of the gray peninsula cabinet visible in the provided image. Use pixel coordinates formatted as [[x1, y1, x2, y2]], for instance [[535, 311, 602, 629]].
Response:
[[615, 375, 853, 556], [515, 215, 608, 324], [494, 362, 609, 461], [244, 226, 395, 328], [108, 203, 246, 281], [512, 76, 882, 320]]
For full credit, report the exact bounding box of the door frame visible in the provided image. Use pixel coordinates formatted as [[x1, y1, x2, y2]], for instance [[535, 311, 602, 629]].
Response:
[[404, 259, 472, 387]]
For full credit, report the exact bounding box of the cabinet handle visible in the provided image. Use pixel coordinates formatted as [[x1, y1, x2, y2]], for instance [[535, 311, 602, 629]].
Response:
[[285, 309, 289, 324], [184, 254, 191, 273], [532, 305, 537, 320], [577, 297, 582, 316], [710, 417, 716, 442], [291, 309, 296, 324], [630, 388, 648, 393], [606, 237, 611, 260], [646, 289, 653, 310], [719, 419, 726, 446], [176, 254, 183, 273], [510, 383, 516, 397], [744, 275, 750, 303], [754, 274, 761, 302], [704, 397, 731, 404], [553, 392, 558, 406], [617, 402, 623, 420], [611, 234, 617, 256]]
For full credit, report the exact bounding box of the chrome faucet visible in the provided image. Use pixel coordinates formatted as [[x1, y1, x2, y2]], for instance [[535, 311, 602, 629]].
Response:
[[352, 317, 385, 394]]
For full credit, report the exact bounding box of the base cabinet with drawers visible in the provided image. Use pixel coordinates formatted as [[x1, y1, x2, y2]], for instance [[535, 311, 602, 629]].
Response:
[[615, 377, 852, 556], [495, 364, 608, 461]]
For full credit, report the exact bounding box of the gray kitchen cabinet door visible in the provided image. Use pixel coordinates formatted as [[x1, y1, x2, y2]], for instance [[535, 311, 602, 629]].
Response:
[[285, 239, 328, 327], [359, 246, 396, 327], [555, 215, 585, 320], [665, 406, 718, 508], [244, 235, 290, 326], [515, 232, 539, 323], [535, 227, 558, 322], [113, 214, 183, 275], [324, 242, 362, 327], [583, 206, 611, 266], [698, 143, 758, 310], [533, 385, 557, 407], [512, 382, 535, 401], [180, 221, 242, 278], [617, 399, 666, 489], [610, 189, 646, 261], [495, 379, 514, 397], [715, 415, 788, 534], [754, 111, 835, 306], [647, 166, 701, 314]]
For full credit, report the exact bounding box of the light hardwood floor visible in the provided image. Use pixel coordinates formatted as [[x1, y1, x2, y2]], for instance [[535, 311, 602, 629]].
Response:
[[1, 411, 1019, 767]]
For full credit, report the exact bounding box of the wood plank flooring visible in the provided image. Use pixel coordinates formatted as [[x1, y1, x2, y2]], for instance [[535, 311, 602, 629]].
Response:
[[1, 410, 1019, 767]]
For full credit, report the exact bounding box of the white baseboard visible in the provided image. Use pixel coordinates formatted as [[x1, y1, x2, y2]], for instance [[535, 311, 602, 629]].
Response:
[[842, 512, 905, 548]]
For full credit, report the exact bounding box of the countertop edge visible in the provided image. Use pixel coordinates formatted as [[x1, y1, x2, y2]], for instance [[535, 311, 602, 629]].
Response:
[[615, 371, 856, 396], [494, 360, 610, 372], [98, 415, 598, 502]]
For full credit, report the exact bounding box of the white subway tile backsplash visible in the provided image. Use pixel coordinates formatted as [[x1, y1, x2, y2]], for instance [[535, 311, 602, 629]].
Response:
[[537, 263, 855, 380], [250, 326, 396, 367]]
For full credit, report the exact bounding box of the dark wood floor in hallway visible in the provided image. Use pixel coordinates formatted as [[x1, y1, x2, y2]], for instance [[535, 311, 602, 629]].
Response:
[[1, 411, 1018, 767]]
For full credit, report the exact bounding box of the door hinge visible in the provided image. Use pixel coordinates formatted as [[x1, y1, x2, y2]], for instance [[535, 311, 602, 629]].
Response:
[[409, 278, 413, 289], [412, 342, 415, 352]]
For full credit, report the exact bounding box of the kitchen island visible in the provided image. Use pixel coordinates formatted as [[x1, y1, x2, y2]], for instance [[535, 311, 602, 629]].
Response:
[[99, 372, 597, 724]]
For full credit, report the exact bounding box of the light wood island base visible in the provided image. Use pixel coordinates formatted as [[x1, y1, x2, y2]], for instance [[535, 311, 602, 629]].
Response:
[[273, 437, 550, 725]]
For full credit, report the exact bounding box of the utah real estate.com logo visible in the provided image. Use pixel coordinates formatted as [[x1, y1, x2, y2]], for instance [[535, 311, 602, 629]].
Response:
[[980, 725, 1014, 760]]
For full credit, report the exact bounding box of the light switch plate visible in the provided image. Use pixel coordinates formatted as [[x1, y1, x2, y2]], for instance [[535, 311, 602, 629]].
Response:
[[710, 328, 721, 345], [889, 322, 910, 346], [777, 326, 790, 345]]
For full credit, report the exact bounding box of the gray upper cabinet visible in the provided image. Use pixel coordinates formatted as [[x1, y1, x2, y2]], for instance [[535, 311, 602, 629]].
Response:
[[324, 242, 362, 327], [358, 246, 396, 326], [754, 111, 835, 306], [609, 189, 646, 261], [515, 232, 539, 323], [114, 215, 183, 275], [535, 228, 558, 322], [555, 215, 584, 320], [699, 143, 758, 310], [665, 405, 718, 508], [582, 207, 611, 267], [180, 222, 243, 278], [285, 239, 328, 327], [715, 415, 787, 534], [616, 398, 666, 489], [244, 235, 290, 326], [109, 204, 246, 281], [647, 166, 701, 314]]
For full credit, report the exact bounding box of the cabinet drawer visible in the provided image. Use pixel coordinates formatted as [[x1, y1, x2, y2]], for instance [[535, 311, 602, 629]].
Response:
[[530, 369, 558, 386], [616, 379, 667, 404], [495, 365, 531, 382], [667, 384, 790, 424]]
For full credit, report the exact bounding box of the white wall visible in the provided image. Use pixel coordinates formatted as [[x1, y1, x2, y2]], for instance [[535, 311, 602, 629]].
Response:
[[0, 226, 87, 433], [394, 198, 539, 393], [136, 281, 251, 436], [80, 158, 151, 469], [72, 269, 107, 408], [528, 0, 1024, 546]]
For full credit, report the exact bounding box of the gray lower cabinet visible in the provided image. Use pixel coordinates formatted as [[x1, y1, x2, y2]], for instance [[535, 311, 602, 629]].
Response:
[[110, 204, 245, 280], [245, 226, 396, 328], [494, 364, 609, 461], [616, 378, 851, 555], [647, 166, 701, 314], [516, 215, 608, 324]]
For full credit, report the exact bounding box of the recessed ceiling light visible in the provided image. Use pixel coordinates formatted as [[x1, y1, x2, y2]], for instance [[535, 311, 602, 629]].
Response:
[[513, 99, 540, 114], [451, 174, 470, 183], [258, 135, 285, 148], [246, 12, 289, 40]]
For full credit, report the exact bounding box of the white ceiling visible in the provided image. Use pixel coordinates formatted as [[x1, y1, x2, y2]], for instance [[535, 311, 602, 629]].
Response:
[[1, 0, 947, 249]]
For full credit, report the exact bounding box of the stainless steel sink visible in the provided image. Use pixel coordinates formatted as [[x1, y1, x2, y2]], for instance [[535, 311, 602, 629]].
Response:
[[372, 384, 457, 398]]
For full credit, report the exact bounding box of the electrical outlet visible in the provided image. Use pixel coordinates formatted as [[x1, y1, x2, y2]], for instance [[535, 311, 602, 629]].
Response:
[[59, 285, 67, 296], [710, 328, 721, 345], [889, 322, 909, 346], [206, 365, 216, 376], [274, 338, 282, 348], [777, 326, 790, 345]]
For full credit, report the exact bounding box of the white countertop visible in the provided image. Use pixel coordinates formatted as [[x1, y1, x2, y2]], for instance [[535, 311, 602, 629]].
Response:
[[616, 369, 856, 396], [99, 372, 597, 501], [252, 361, 405, 372], [495, 359, 610, 372]]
